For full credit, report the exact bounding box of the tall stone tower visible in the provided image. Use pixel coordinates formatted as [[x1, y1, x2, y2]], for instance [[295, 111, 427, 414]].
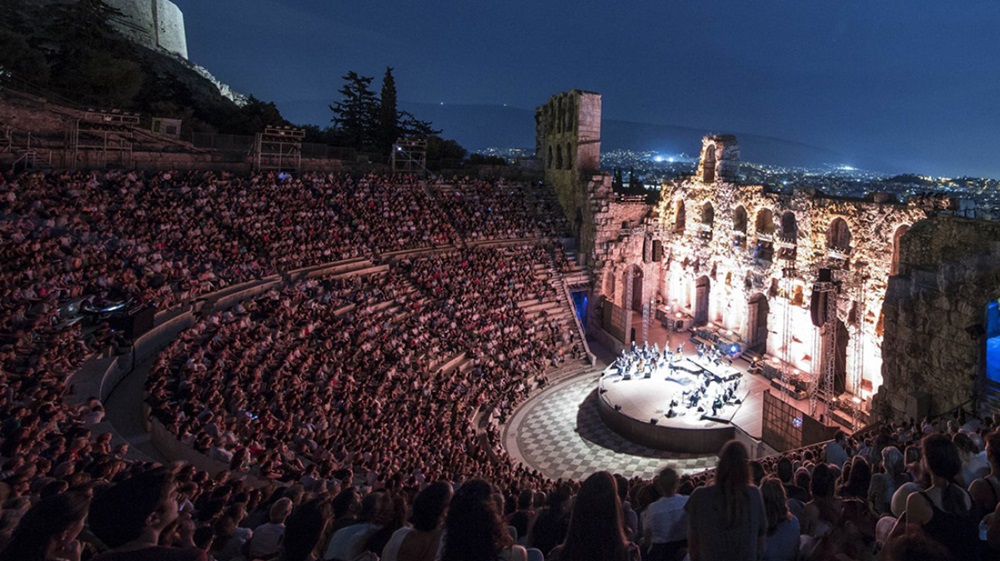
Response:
[[696, 134, 740, 184], [535, 90, 609, 260]]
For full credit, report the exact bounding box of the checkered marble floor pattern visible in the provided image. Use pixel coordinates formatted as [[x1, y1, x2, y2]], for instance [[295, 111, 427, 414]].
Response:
[[504, 373, 720, 481]]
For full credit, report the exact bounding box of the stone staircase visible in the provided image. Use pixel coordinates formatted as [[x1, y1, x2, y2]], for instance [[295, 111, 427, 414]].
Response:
[[560, 247, 591, 288]]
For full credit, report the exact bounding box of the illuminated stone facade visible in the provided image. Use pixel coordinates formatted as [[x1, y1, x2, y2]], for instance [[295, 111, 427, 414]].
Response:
[[648, 134, 927, 404], [538, 88, 999, 419]]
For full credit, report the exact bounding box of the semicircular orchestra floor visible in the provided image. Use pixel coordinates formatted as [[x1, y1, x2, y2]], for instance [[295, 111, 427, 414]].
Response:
[[503, 372, 721, 480]]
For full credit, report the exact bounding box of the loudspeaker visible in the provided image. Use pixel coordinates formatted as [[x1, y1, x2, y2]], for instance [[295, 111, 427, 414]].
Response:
[[810, 286, 828, 328]]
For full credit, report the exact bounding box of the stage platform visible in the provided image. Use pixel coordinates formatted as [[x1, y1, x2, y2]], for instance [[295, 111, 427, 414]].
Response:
[[598, 351, 747, 453], [593, 313, 856, 453]]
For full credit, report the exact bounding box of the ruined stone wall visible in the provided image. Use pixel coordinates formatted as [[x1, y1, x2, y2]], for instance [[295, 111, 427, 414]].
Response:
[[877, 217, 1000, 418], [639, 135, 927, 402]]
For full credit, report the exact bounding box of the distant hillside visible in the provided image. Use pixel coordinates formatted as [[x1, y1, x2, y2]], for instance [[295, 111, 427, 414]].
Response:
[[278, 99, 887, 171]]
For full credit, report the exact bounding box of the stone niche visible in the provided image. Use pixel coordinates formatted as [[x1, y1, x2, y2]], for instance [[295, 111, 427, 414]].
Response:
[[877, 216, 1000, 420]]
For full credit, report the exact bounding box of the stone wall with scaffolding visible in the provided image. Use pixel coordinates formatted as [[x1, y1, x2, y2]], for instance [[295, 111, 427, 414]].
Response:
[[595, 134, 929, 413]]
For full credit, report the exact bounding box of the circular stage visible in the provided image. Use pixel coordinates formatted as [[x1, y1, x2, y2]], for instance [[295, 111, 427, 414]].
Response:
[[597, 344, 748, 453]]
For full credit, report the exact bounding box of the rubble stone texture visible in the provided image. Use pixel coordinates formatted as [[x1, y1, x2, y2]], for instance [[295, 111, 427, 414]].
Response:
[[878, 217, 1000, 418]]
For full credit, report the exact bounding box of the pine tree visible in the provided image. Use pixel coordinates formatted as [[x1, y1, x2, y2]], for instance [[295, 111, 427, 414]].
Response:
[[377, 67, 398, 154], [330, 71, 379, 149]]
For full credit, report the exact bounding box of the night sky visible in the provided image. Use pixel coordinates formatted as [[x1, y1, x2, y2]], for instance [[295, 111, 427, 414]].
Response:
[[173, 0, 1000, 178]]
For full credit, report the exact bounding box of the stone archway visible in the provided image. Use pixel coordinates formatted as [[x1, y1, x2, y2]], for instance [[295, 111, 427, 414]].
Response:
[[674, 200, 686, 233], [747, 293, 769, 353], [626, 265, 645, 312], [828, 218, 852, 252], [694, 276, 710, 326], [702, 144, 716, 183]]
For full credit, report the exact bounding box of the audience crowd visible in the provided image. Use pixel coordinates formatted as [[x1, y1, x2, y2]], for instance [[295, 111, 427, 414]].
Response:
[[4, 167, 999, 561]]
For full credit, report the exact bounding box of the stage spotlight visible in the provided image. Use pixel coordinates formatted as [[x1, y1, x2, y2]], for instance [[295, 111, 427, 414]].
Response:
[[614, 404, 622, 411], [650, 418, 658, 425], [729, 343, 741, 355]]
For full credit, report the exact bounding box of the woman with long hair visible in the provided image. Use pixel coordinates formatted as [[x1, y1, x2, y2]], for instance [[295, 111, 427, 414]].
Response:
[[526, 483, 571, 558], [0, 492, 90, 561], [893, 433, 978, 561], [685, 440, 766, 561], [280, 498, 333, 561], [759, 477, 799, 561], [442, 479, 526, 561], [549, 471, 639, 561], [381, 481, 452, 561]]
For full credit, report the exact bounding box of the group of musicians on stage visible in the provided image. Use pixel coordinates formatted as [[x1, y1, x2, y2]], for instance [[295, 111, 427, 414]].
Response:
[[605, 340, 744, 420]]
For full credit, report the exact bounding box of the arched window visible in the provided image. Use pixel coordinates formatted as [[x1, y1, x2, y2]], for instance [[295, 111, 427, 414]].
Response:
[[701, 202, 715, 228], [556, 144, 564, 170], [702, 144, 716, 183], [827, 218, 852, 252], [780, 211, 797, 240], [674, 200, 686, 233], [778, 211, 798, 260], [547, 146, 553, 169], [565, 142, 573, 169], [733, 206, 748, 234], [699, 202, 714, 241], [755, 208, 775, 236]]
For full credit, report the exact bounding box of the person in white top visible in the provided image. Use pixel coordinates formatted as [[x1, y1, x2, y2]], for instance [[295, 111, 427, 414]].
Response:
[[642, 467, 688, 561]]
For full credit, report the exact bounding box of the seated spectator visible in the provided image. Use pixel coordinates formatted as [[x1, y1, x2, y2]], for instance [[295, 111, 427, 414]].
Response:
[[549, 471, 639, 561], [869, 446, 908, 517], [825, 431, 849, 469], [505, 490, 534, 545], [442, 479, 526, 561], [88, 467, 207, 560], [685, 440, 766, 561], [893, 433, 978, 560], [641, 466, 687, 561], [323, 491, 393, 561], [527, 483, 571, 557], [759, 477, 798, 561], [280, 498, 333, 561], [0, 492, 90, 561], [246, 497, 293, 561], [381, 481, 452, 561]]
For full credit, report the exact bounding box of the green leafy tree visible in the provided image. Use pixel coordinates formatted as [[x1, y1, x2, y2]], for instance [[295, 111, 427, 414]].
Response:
[[44, 0, 143, 107], [399, 110, 440, 139], [0, 28, 50, 85], [425, 135, 467, 170], [222, 95, 287, 136], [330, 71, 379, 149]]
